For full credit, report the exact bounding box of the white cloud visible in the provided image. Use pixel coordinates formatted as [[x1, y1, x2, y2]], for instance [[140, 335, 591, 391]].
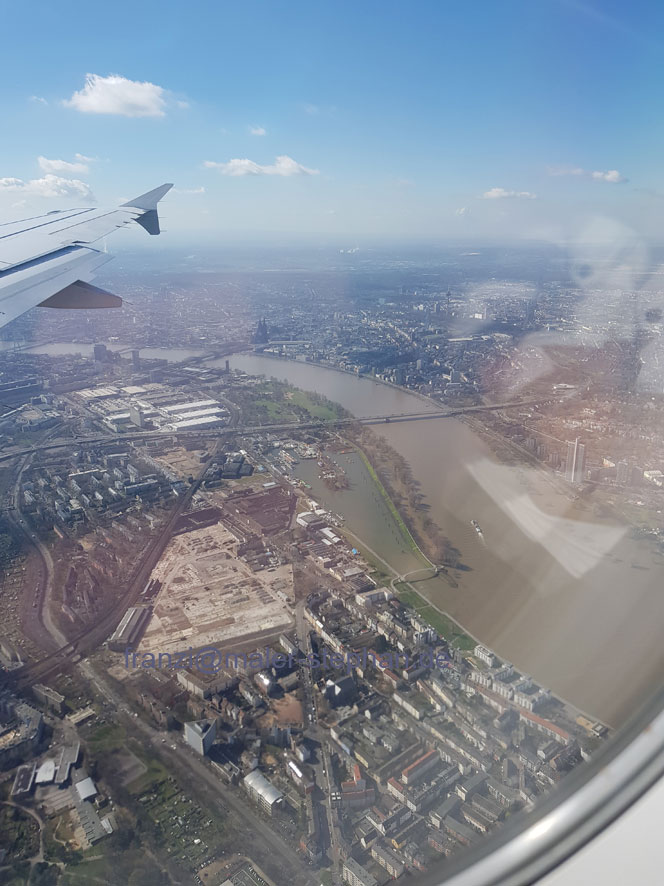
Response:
[[0, 178, 25, 189], [63, 73, 167, 117], [29, 95, 47, 105], [0, 174, 94, 201], [38, 155, 92, 175], [591, 169, 627, 183], [547, 165, 585, 177], [176, 100, 190, 109], [250, 126, 266, 136], [204, 155, 319, 177], [547, 165, 627, 183], [455, 207, 469, 216], [172, 186, 205, 194], [482, 187, 537, 200], [301, 102, 337, 116]]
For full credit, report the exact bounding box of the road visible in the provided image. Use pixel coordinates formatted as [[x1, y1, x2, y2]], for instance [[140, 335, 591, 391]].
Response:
[[390, 566, 440, 593], [81, 659, 314, 886], [10, 458, 68, 648], [11, 440, 221, 689], [295, 601, 339, 874], [0, 397, 548, 468], [9, 415, 313, 882], [5, 430, 69, 653]]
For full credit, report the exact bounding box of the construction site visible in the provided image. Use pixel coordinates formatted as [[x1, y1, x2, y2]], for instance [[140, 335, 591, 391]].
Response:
[[139, 521, 294, 656]]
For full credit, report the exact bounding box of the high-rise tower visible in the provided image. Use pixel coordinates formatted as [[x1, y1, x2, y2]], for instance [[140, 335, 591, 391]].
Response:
[[565, 438, 585, 484]]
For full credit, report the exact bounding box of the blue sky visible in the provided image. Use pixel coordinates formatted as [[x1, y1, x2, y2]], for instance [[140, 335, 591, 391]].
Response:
[[1, 0, 663, 242]]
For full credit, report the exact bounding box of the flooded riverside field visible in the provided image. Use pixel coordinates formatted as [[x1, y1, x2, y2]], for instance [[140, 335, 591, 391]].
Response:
[[18, 342, 662, 724], [227, 354, 664, 726]]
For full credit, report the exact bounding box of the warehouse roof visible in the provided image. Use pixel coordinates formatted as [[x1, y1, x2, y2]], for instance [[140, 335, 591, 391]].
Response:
[[244, 769, 283, 806]]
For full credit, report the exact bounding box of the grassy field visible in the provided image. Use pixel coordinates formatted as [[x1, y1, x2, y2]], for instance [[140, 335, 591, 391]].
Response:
[[345, 536, 474, 652], [288, 389, 340, 421], [418, 605, 475, 651], [346, 445, 475, 650], [53, 721, 230, 885], [238, 381, 344, 426], [58, 845, 165, 885], [254, 398, 293, 421], [87, 722, 126, 754], [125, 755, 170, 796], [354, 446, 427, 562], [394, 586, 423, 608], [132, 772, 219, 868], [395, 585, 474, 651]]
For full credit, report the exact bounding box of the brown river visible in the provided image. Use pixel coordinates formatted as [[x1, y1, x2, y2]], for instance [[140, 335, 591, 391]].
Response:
[[221, 354, 664, 727], [20, 343, 664, 725]]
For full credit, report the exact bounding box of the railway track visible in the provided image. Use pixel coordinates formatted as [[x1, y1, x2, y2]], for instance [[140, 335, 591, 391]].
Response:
[[9, 446, 216, 689]]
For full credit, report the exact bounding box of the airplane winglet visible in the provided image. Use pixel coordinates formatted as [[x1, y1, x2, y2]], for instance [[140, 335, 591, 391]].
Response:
[[121, 183, 173, 211], [120, 183, 173, 236]]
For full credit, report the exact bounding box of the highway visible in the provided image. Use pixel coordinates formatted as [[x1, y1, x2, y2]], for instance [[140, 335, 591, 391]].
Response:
[[0, 397, 545, 468]]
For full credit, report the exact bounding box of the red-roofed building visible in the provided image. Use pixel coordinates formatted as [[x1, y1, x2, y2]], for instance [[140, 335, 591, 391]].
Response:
[[519, 710, 571, 744], [383, 669, 401, 689], [387, 776, 407, 803], [341, 762, 374, 809], [401, 749, 440, 785]]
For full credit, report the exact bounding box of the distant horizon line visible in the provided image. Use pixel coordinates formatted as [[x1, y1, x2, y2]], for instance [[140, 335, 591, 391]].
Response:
[[112, 236, 664, 251]]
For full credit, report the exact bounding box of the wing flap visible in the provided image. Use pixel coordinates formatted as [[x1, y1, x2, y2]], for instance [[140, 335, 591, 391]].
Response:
[[37, 280, 122, 310], [134, 208, 160, 235]]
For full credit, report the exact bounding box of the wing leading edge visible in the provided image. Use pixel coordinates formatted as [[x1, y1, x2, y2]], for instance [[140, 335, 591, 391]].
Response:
[[0, 183, 173, 329]]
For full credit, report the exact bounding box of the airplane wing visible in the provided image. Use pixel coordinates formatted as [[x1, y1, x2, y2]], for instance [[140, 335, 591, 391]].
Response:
[[0, 183, 173, 329]]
